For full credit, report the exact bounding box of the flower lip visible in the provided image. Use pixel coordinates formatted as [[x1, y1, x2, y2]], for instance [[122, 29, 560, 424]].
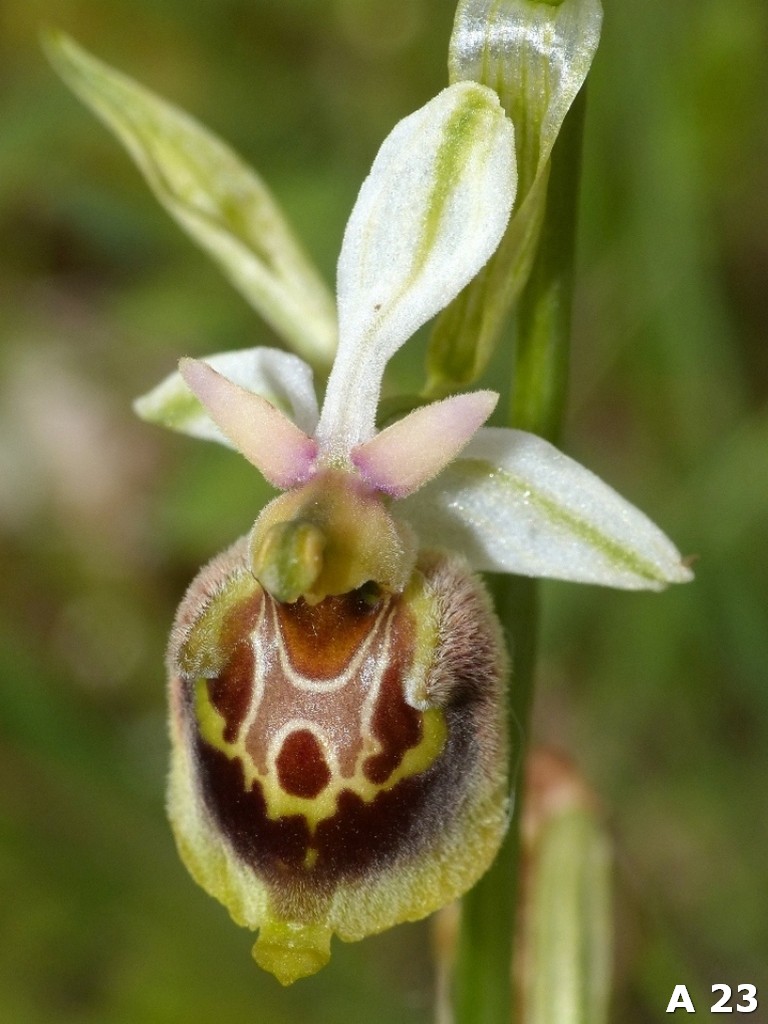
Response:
[[168, 541, 510, 985]]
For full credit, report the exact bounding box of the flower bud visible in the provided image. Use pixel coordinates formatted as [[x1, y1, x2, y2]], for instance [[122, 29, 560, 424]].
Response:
[[167, 540, 509, 984], [516, 749, 612, 1024]]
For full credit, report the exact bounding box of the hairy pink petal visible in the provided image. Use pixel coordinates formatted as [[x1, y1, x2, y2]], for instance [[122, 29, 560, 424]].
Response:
[[352, 391, 497, 498], [179, 358, 317, 489]]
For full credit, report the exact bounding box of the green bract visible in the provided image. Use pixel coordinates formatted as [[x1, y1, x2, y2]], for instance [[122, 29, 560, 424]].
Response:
[[44, 30, 337, 371], [426, 0, 603, 394]]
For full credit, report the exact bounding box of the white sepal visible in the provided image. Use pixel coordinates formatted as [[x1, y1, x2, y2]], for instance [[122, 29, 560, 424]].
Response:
[[179, 358, 317, 489], [134, 347, 319, 442], [352, 391, 497, 498], [316, 81, 516, 460], [399, 427, 693, 590]]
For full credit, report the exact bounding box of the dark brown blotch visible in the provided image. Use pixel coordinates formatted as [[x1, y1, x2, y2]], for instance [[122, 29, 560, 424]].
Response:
[[186, 553, 503, 897], [276, 729, 331, 799], [313, 779, 431, 874], [196, 742, 313, 877], [194, 727, 471, 892]]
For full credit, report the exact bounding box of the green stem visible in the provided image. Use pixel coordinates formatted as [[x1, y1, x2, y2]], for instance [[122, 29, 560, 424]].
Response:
[[511, 88, 586, 444], [452, 577, 539, 1024], [451, 88, 587, 1024]]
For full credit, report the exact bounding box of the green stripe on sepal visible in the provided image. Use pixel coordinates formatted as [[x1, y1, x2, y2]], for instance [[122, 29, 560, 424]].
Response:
[[468, 461, 670, 587], [44, 30, 337, 371], [414, 87, 506, 280], [399, 427, 693, 591]]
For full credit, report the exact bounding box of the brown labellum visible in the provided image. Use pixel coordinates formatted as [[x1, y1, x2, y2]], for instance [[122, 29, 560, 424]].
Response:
[[167, 537, 509, 984]]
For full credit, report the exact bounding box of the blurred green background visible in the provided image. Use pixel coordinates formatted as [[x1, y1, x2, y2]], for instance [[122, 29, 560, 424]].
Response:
[[1, 1, 766, 1021]]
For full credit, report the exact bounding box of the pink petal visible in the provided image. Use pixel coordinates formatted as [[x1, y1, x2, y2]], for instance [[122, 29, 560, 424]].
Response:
[[352, 391, 497, 498], [179, 358, 318, 489]]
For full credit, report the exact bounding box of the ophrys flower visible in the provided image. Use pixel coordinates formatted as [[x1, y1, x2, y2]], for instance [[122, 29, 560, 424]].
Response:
[[161, 82, 517, 985], [47, 33, 691, 986], [141, 82, 690, 984]]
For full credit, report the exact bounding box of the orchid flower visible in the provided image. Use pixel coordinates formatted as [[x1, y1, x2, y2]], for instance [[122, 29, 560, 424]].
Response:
[[135, 83, 691, 986], [48, 31, 691, 989], [157, 83, 517, 987]]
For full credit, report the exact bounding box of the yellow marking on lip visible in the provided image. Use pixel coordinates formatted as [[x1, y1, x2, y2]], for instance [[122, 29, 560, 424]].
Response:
[[192, 565, 447, 835], [195, 681, 446, 834], [303, 848, 319, 870]]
